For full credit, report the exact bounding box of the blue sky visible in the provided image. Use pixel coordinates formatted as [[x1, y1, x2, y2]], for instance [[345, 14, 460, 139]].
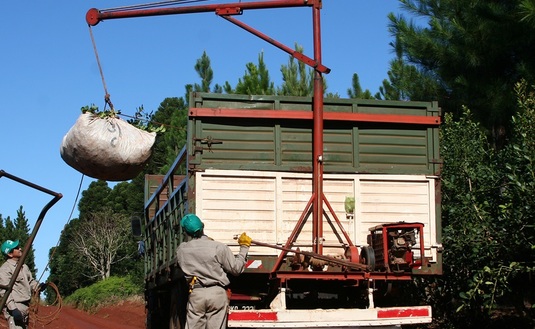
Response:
[[0, 0, 404, 282]]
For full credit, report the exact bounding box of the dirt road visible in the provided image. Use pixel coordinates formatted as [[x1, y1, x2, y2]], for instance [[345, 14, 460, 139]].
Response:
[[27, 301, 145, 329]]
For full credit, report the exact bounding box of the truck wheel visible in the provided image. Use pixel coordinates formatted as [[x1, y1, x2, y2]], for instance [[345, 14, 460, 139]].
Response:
[[169, 280, 188, 329], [146, 289, 169, 329], [169, 294, 181, 329]]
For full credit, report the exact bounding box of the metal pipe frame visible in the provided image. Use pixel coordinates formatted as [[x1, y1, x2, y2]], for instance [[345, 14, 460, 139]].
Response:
[[0, 170, 62, 311]]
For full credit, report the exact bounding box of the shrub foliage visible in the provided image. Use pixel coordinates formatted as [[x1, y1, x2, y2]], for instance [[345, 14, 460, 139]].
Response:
[[435, 80, 535, 328], [64, 276, 142, 312]]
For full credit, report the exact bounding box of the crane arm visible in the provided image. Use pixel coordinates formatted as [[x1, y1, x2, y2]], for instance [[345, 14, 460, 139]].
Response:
[[86, 0, 320, 26]]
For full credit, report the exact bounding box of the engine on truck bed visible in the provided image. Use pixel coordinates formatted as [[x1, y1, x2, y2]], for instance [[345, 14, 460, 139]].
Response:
[[367, 222, 425, 273]]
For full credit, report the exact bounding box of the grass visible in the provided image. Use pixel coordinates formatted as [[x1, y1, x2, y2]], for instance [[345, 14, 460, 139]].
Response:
[[64, 276, 143, 313]]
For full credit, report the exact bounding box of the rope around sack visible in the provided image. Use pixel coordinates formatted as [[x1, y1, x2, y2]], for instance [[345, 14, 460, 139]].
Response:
[[28, 282, 63, 328]]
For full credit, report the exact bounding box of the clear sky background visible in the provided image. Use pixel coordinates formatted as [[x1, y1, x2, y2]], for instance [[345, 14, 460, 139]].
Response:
[[0, 0, 405, 282]]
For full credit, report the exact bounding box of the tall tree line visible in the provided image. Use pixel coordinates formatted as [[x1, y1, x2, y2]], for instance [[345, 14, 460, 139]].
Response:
[[386, 0, 535, 143], [383, 1, 535, 327]]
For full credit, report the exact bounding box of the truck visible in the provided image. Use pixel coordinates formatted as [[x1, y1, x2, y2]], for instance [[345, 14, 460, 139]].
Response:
[[85, 1, 442, 328], [141, 92, 442, 329]]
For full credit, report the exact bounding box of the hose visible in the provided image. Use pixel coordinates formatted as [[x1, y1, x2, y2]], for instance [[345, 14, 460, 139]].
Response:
[[28, 282, 63, 328]]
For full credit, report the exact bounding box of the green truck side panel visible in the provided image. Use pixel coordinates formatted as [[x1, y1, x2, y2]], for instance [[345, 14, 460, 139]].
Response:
[[189, 93, 441, 175], [144, 93, 443, 284]]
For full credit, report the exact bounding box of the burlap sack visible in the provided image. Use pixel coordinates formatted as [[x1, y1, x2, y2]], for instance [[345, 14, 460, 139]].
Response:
[[60, 112, 156, 181]]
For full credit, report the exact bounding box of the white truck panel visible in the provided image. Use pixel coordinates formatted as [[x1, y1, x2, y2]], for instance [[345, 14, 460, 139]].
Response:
[[196, 169, 438, 262]]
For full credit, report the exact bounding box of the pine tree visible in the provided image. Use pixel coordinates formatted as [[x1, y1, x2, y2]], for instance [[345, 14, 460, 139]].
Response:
[[277, 44, 314, 97], [388, 0, 535, 138], [14, 207, 36, 275], [230, 52, 275, 95], [186, 51, 221, 94], [347, 73, 374, 99]]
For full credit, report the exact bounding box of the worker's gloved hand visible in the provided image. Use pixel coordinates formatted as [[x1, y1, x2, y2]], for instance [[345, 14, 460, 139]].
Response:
[[10, 308, 23, 323], [38, 282, 48, 292], [238, 232, 252, 247]]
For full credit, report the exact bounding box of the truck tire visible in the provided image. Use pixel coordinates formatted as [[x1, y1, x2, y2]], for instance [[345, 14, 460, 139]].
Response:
[[169, 290, 181, 329], [169, 280, 188, 329], [146, 289, 170, 329]]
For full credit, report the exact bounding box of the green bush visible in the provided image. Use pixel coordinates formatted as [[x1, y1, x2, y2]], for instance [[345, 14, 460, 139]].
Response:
[[64, 276, 142, 312], [434, 81, 535, 328]]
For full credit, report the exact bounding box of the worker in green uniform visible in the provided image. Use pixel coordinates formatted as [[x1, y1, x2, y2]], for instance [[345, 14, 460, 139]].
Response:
[[0, 240, 45, 329], [176, 214, 251, 329]]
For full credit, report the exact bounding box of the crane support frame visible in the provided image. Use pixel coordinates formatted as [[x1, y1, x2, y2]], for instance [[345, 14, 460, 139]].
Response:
[[86, 0, 332, 258]]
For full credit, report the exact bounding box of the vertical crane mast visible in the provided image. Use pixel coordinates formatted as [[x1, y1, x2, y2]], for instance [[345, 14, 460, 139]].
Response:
[[312, 4, 324, 254]]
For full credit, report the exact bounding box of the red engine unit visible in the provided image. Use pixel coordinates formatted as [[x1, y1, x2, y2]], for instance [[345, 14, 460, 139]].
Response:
[[367, 222, 426, 273]]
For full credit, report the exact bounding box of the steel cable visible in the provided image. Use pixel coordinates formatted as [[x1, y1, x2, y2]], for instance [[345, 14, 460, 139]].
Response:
[[99, 0, 208, 13]]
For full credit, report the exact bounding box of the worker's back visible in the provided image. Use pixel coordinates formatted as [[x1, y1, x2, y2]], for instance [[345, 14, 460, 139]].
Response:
[[177, 235, 247, 288]]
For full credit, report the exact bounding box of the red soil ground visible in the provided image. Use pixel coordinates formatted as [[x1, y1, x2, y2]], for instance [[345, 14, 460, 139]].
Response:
[[25, 300, 146, 329]]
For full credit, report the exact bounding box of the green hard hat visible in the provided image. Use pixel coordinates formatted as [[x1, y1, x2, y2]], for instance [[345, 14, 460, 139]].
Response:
[[1, 240, 19, 256], [181, 214, 204, 236]]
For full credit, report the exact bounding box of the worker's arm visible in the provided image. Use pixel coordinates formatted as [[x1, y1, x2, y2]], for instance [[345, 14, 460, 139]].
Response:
[[23, 265, 39, 293], [218, 244, 248, 276], [0, 268, 16, 310]]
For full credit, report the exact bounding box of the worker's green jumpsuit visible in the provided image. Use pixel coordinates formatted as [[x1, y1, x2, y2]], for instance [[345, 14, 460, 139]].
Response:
[[176, 235, 249, 329]]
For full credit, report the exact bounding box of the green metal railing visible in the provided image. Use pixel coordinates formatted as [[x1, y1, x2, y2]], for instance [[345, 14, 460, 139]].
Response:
[[143, 147, 188, 281]]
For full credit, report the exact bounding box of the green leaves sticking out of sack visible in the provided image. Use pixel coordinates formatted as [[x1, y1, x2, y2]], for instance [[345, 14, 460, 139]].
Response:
[[60, 105, 160, 181]]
